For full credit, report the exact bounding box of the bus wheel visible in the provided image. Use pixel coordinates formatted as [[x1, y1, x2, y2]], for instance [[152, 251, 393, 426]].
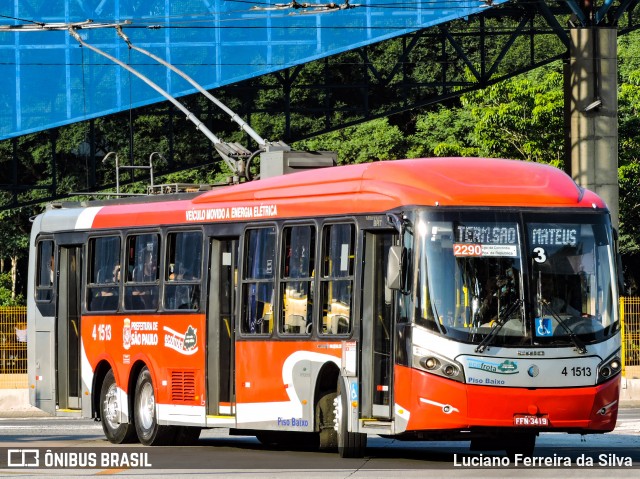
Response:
[[505, 433, 536, 459], [134, 367, 176, 446], [334, 380, 366, 458], [100, 370, 136, 444], [316, 391, 337, 449]]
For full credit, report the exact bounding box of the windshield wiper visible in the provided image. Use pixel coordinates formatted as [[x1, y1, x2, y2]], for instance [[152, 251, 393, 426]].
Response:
[[475, 299, 522, 353], [430, 300, 447, 335], [539, 300, 587, 354]]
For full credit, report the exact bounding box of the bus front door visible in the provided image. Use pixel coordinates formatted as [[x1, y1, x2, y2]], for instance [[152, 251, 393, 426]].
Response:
[[362, 231, 396, 420], [206, 238, 238, 416], [56, 245, 82, 411]]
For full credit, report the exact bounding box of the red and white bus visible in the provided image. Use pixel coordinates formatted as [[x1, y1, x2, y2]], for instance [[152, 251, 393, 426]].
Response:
[[27, 157, 621, 457]]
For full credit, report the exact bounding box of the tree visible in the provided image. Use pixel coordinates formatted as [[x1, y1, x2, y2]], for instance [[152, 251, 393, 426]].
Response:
[[294, 118, 406, 165], [0, 208, 30, 303], [407, 105, 477, 158], [460, 67, 565, 167]]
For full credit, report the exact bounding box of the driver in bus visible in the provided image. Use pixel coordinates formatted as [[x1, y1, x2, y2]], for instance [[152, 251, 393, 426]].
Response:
[[476, 267, 517, 326]]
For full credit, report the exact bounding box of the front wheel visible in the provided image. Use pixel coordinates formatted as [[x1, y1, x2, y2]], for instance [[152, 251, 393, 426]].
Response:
[[134, 367, 176, 445], [100, 369, 136, 444], [334, 379, 366, 458], [316, 391, 337, 450]]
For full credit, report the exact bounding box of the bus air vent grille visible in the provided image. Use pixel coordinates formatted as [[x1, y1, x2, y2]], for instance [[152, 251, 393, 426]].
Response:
[[171, 370, 196, 402]]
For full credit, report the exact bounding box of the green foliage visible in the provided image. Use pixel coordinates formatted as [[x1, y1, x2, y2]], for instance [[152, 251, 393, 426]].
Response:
[[617, 32, 640, 273], [408, 106, 477, 158], [0, 210, 30, 259], [0, 272, 23, 306], [461, 67, 565, 166], [293, 118, 406, 164]]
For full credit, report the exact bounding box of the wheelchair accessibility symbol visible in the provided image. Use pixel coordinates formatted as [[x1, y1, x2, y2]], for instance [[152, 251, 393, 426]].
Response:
[[350, 382, 359, 402], [535, 317, 553, 337]]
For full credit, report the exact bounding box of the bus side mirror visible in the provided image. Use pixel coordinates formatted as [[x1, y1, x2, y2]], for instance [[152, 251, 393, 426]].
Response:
[[387, 245, 403, 291], [613, 228, 625, 293]]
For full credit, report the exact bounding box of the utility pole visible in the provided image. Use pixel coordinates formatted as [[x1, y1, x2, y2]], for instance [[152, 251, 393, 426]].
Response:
[[567, 1, 619, 229]]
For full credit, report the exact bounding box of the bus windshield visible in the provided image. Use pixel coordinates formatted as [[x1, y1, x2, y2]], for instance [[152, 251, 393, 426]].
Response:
[[413, 211, 618, 347]]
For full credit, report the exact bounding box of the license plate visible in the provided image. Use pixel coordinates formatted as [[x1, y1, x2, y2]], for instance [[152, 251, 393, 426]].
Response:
[[513, 414, 549, 426]]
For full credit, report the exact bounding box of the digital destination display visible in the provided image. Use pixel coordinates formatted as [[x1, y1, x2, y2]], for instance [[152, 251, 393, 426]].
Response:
[[454, 224, 519, 257], [530, 227, 578, 246]]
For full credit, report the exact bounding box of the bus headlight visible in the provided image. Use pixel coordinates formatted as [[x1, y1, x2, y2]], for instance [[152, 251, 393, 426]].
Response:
[[597, 352, 621, 384], [419, 357, 440, 370], [413, 346, 465, 383]]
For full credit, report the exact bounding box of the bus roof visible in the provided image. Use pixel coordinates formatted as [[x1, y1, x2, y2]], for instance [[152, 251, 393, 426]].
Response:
[[43, 158, 607, 231], [194, 157, 600, 208]]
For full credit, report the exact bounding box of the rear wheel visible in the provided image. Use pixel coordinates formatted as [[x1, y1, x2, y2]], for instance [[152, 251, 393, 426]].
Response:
[[134, 367, 176, 445], [100, 369, 136, 444], [334, 379, 366, 458]]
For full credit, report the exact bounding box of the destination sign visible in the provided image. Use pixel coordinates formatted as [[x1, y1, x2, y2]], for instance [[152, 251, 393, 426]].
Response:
[[530, 227, 578, 246], [455, 225, 518, 245]]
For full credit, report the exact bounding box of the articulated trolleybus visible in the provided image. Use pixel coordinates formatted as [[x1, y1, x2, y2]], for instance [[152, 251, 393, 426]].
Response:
[[28, 157, 621, 457]]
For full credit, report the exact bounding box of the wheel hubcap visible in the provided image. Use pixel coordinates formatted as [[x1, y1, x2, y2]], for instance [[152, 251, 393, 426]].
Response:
[[103, 383, 120, 429], [138, 382, 155, 430]]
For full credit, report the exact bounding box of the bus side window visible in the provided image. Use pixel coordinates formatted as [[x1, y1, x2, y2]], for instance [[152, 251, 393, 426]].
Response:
[[320, 223, 355, 335], [280, 225, 315, 335], [163, 231, 203, 311], [241, 227, 276, 335], [35, 239, 54, 302], [87, 236, 121, 312], [124, 233, 160, 311]]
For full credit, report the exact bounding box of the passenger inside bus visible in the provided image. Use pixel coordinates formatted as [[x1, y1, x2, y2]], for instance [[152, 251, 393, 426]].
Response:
[[48, 255, 54, 285], [90, 262, 120, 311], [127, 252, 158, 310], [167, 263, 197, 309]]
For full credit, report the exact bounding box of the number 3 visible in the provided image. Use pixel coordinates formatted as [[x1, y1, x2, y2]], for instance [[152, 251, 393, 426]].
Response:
[[533, 247, 546, 263]]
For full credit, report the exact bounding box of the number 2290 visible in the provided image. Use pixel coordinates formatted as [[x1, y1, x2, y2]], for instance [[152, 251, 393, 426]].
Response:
[[453, 244, 482, 256]]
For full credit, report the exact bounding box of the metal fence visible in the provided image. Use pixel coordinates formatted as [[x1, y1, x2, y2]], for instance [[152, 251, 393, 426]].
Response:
[[621, 297, 640, 376], [0, 306, 27, 388]]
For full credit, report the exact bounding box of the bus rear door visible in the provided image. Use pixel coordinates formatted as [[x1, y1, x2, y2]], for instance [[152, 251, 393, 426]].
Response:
[[56, 245, 83, 411], [33, 240, 84, 415], [206, 238, 238, 417]]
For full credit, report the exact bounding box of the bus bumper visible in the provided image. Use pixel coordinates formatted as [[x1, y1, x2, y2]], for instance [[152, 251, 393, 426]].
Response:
[[394, 365, 620, 433]]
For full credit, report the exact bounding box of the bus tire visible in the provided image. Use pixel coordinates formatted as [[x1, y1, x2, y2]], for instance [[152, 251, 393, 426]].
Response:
[[334, 379, 366, 458], [316, 391, 338, 450], [134, 367, 176, 446], [100, 369, 136, 444]]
